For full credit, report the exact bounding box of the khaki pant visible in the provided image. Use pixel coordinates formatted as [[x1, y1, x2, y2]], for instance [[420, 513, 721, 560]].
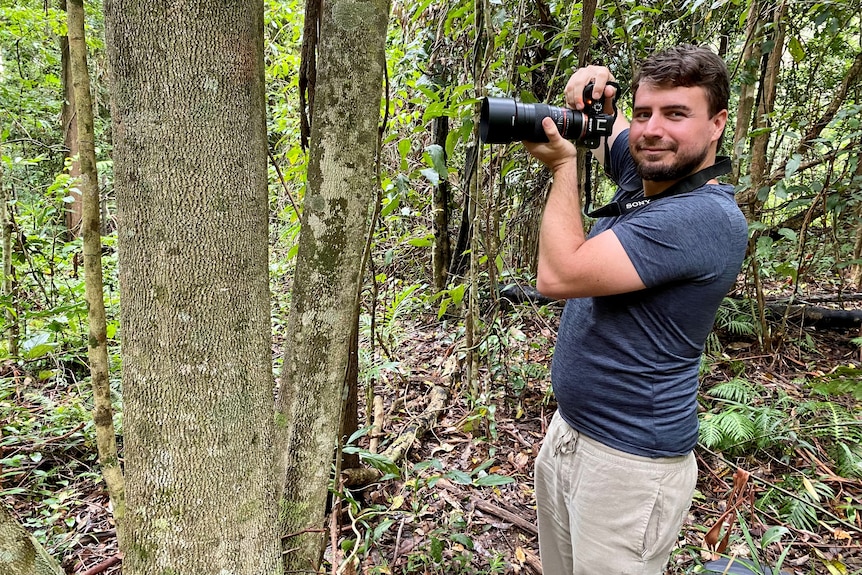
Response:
[[535, 411, 697, 575]]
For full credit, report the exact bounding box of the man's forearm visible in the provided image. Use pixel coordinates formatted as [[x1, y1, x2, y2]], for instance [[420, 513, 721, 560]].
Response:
[[537, 161, 587, 296]]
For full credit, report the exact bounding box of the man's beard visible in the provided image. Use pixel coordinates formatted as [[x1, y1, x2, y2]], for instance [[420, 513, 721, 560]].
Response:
[[632, 139, 710, 182]]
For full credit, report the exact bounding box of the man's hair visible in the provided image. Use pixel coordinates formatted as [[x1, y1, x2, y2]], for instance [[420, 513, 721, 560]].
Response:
[[632, 44, 729, 118]]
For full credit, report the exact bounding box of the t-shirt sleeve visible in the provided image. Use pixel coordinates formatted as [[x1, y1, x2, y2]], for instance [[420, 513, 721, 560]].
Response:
[[606, 129, 642, 193], [612, 193, 737, 288]]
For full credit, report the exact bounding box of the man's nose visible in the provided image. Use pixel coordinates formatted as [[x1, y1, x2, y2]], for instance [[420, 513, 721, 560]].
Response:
[[642, 115, 665, 137]]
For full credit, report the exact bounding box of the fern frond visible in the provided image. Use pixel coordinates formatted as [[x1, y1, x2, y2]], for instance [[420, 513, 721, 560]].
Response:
[[831, 441, 862, 479], [708, 377, 757, 404], [699, 414, 724, 448]]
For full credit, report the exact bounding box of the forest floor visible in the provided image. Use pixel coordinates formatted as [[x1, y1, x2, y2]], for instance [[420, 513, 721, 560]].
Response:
[[2, 290, 861, 575]]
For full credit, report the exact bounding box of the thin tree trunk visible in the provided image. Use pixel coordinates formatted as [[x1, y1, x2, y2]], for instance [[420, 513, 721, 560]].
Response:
[[1, 162, 17, 358], [465, 0, 490, 395], [275, 0, 391, 570], [739, 0, 786, 220], [0, 505, 64, 575], [432, 116, 451, 292], [60, 0, 84, 238], [104, 1, 282, 573], [340, 309, 361, 471], [730, 0, 763, 185], [741, 0, 786, 352], [67, 0, 125, 539], [851, 156, 862, 289]]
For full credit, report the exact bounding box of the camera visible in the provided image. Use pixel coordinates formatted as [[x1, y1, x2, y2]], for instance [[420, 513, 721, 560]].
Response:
[[479, 82, 619, 148]]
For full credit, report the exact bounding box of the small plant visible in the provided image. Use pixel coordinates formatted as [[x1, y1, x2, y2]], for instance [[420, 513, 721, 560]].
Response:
[[706, 297, 757, 355], [699, 377, 791, 455]]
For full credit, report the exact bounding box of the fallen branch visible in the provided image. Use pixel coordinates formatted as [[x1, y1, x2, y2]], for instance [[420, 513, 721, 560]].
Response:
[[343, 385, 449, 487], [79, 555, 122, 575], [437, 479, 538, 537]]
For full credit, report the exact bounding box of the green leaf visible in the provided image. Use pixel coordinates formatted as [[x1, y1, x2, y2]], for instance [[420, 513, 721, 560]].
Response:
[[448, 283, 466, 305], [422, 101, 446, 123], [430, 537, 444, 563], [407, 235, 433, 247], [380, 195, 400, 218], [761, 525, 790, 547], [451, 533, 474, 549], [777, 228, 797, 242], [788, 36, 805, 63], [356, 449, 400, 476], [420, 167, 439, 186], [473, 473, 514, 486], [423, 144, 448, 182], [446, 470, 473, 485], [785, 153, 803, 179], [21, 332, 56, 359]]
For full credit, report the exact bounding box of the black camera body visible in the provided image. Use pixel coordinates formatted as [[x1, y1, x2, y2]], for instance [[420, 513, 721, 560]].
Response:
[[479, 82, 619, 149]]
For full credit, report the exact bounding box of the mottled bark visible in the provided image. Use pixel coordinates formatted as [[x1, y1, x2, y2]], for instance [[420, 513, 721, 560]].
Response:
[[60, 0, 83, 237], [67, 0, 125, 538], [851, 157, 862, 289], [739, 0, 786, 220], [730, 0, 764, 185], [0, 505, 64, 575], [104, 1, 281, 574], [275, 0, 391, 570], [1, 162, 17, 358]]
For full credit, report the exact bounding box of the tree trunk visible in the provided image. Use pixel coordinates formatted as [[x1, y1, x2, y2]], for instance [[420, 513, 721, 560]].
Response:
[[431, 116, 451, 292], [730, 0, 764, 185], [275, 0, 391, 570], [1, 162, 18, 358], [740, 0, 786, 353], [0, 505, 64, 575], [67, 0, 125, 538], [60, 0, 83, 238], [739, 0, 786, 220], [851, 156, 862, 289], [104, 1, 281, 574]]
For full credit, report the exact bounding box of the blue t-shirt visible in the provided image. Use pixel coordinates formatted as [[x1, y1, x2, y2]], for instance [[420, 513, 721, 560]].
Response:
[[551, 130, 748, 457]]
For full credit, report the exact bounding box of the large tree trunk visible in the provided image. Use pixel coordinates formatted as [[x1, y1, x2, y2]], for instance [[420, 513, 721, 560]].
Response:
[[0, 505, 64, 575], [275, 0, 391, 570], [104, 2, 282, 574], [67, 0, 125, 537]]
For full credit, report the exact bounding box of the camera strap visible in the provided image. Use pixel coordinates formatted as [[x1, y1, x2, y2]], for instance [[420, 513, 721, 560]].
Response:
[[585, 156, 732, 218]]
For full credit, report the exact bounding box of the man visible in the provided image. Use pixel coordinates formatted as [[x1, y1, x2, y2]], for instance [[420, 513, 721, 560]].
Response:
[[524, 45, 748, 574]]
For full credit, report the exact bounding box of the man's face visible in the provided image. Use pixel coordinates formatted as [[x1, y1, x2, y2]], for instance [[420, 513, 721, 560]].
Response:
[[628, 83, 727, 182]]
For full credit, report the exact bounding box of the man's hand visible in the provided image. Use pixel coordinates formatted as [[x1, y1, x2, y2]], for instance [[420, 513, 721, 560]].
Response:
[[523, 117, 577, 173], [565, 65, 619, 111], [562, 65, 629, 167]]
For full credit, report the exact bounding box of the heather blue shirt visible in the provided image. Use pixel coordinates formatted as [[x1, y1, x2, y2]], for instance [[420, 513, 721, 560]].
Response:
[[551, 130, 748, 457]]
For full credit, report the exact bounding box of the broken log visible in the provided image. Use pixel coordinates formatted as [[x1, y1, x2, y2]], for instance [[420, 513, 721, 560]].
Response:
[[766, 303, 862, 329], [499, 284, 561, 308]]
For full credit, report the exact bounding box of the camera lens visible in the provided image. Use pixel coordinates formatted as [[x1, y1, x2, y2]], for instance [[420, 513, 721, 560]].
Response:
[[480, 98, 586, 144]]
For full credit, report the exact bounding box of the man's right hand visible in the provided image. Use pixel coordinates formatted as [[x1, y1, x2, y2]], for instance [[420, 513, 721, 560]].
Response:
[[565, 65, 619, 111], [563, 65, 629, 167]]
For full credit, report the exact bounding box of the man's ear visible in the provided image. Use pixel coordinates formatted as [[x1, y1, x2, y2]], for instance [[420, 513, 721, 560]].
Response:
[[711, 109, 728, 143]]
